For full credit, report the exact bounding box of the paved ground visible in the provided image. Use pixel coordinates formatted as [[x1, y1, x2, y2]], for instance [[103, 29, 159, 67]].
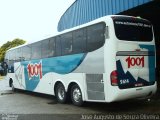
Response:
[[0, 76, 160, 120], [0, 76, 11, 91]]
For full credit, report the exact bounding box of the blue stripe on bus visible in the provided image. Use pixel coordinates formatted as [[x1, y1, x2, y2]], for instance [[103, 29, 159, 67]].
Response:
[[139, 45, 156, 83], [21, 53, 86, 91]]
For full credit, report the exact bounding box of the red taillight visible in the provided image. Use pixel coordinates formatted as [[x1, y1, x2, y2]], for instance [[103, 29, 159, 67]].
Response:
[[110, 70, 118, 86]]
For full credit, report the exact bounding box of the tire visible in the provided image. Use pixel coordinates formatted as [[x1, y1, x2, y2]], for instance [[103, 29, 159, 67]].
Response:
[[9, 79, 15, 92], [9, 79, 13, 87], [11, 82, 15, 92], [55, 83, 67, 104], [71, 84, 83, 106]]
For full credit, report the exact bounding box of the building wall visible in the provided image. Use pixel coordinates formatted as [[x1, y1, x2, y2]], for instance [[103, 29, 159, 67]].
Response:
[[58, 0, 152, 32]]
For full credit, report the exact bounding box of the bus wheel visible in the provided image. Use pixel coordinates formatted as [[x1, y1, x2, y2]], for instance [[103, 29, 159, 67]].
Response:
[[55, 83, 67, 104], [71, 84, 83, 106], [9, 79, 15, 91], [9, 79, 13, 87]]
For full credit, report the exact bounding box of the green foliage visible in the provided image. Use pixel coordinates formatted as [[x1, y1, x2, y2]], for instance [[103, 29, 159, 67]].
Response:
[[0, 38, 26, 62]]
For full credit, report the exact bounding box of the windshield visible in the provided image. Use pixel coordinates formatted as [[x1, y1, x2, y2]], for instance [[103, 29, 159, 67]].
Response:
[[113, 16, 153, 42]]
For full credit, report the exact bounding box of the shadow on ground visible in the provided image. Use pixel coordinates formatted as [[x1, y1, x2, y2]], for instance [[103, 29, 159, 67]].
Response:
[[13, 87, 160, 114]]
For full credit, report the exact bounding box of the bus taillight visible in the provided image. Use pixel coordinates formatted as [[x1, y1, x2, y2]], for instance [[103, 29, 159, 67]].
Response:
[[110, 70, 118, 86]]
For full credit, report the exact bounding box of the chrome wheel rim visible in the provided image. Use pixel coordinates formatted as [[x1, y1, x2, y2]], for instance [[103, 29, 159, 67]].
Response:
[[73, 88, 81, 102], [58, 87, 65, 100]]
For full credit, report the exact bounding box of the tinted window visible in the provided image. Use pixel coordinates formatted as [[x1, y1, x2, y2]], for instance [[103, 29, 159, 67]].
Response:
[[113, 17, 153, 41], [49, 37, 56, 57], [31, 42, 41, 59], [87, 23, 105, 52], [41, 39, 50, 58], [56, 36, 62, 56], [61, 32, 73, 55], [4, 52, 9, 64], [73, 29, 87, 54], [22, 45, 31, 61], [16, 48, 22, 62], [41, 37, 56, 58], [9, 50, 16, 65]]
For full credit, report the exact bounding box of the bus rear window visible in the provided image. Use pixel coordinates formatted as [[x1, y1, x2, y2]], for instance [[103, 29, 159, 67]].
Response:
[[113, 16, 153, 42]]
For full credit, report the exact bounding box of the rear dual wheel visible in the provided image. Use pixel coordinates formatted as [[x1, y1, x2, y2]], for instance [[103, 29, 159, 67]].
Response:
[[55, 83, 83, 106], [55, 83, 67, 103], [71, 84, 83, 106]]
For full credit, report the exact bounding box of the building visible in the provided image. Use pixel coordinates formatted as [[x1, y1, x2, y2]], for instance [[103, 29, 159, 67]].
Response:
[[57, 0, 159, 47], [58, 0, 154, 32]]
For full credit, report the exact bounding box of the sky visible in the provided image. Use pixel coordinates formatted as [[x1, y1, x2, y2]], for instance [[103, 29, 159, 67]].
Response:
[[0, 0, 75, 46]]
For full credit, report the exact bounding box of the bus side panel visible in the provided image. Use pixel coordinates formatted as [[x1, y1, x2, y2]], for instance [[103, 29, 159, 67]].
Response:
[[73, 47, 105, 101], [12, 47, 105, 100]]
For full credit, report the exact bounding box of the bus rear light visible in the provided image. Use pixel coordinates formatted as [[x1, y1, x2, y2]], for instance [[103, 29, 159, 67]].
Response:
[[110, 70, 118, 86]]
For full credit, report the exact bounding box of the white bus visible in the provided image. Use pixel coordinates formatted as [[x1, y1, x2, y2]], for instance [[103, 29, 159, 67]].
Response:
[[4, 15, 156, 106]]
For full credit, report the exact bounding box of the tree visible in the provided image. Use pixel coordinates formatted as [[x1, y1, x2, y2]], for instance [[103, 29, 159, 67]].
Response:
[[0, 38, 26, 62]]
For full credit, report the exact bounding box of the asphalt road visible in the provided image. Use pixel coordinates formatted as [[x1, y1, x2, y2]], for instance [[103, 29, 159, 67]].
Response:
[[0, 77, 160, 120]]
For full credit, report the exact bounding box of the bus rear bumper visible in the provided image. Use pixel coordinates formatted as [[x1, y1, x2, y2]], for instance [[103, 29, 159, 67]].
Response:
[[106, 83, 157, 103]]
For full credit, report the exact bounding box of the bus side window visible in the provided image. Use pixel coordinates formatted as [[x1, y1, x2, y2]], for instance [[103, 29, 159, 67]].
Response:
[[42, 39, 50, 58], [16, 48, 22, 62], [41, 38, 56, 58], [9, 50, 16, 64], [8, 50, 15, 73], [22, 45, 31, 61], [56, 36, 62, 56], [8, 51, 12, 66], [87, 23, 105, 52], [49, 37, 56, 57], [31, 42, 42, 60], [4, 52, 9, 65], [61, 32, 73, 55], [73, 28, 87, 54]]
